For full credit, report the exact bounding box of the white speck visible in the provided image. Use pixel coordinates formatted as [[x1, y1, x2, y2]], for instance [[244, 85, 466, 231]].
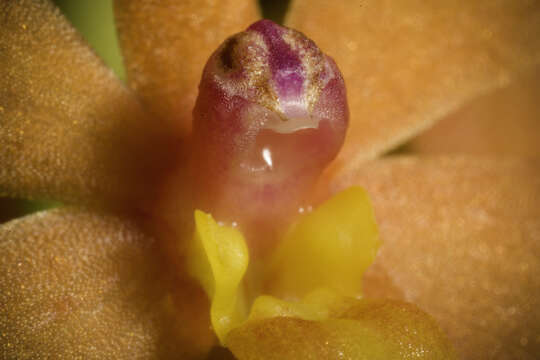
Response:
[[262, 148, 273, 169]]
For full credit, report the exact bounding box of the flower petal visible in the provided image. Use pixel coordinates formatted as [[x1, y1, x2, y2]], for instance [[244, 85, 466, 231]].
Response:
[[0, 0, 169, 206], [114, 0, 260, 136], [286, 0, 540, 168], [407, 68, 540, 157], [328, 156, 540, 359], [0, 207, 210, 359], [266, 187, 379, 300], [227, 299, 456, 359], [187, 210, 249, 345]]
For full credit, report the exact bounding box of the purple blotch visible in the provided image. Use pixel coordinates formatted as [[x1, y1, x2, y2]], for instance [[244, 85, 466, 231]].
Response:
[[248, 20, 305, 100]]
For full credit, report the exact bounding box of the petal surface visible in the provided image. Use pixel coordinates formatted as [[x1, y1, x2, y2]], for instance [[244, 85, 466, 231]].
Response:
[[0, 0, 169, 206], [407, 68, 540, 157], [0, 207, 207, 359], [266, 187, 379, 300], [328, 156, 540, 359], [227, 299, 455, 360], [286, 0, 540, 169], [114, 0, 260, 136]]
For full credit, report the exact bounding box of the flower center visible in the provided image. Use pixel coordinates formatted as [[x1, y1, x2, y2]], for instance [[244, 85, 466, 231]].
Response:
[[186, 187, 380, 345]]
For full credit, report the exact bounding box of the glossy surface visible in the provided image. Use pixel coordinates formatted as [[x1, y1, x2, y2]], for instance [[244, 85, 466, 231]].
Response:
[[191, 20, 348, 248]]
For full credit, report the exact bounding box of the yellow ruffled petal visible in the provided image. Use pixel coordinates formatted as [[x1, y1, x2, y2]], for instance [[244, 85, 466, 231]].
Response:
[[266, 186, 379, 299], [187, 210, 249, 345], [187, 187, 379, 346], [247, 288, 358, 323], [186, 189, 456, 358], [248, 292, 329, 323]]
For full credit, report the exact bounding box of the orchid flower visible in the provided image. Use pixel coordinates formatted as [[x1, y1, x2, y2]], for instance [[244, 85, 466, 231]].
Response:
[[1, 0, 540, 359]]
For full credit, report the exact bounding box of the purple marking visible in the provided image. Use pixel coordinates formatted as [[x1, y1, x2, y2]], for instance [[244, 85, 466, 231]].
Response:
[[248, 20, 305, 101]]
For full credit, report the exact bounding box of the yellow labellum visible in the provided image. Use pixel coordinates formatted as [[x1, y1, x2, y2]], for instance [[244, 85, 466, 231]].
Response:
[[187, 210, 249, 344], [247, 288, 356, 323], [187, 187, 380, 345], [266, 186, 380, 299]]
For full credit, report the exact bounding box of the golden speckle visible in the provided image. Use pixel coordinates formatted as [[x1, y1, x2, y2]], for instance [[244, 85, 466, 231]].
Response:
[[0, 208, 196, 358], [1, 0, 170, 205], [21, 23, 27, 30]]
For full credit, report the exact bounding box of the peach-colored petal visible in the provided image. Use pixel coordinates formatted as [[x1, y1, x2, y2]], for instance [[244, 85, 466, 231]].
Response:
[[286, 0, 540, 171], [227, 299, 456, 359], [114, 0, 260, 136], [407, 68, 540, 157], [0, 207, 212, 359], [328, 156, 540, 359], [0, 0, 170, 206]]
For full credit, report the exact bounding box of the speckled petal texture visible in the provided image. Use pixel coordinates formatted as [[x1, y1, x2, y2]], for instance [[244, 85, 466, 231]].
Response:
[[227, 300, 456, 360], [408, 68, 540, 157], [0, 207, 208, 359], [114, 0, 260, 136], [329, 156, 540, 359], [286, 0, 540, 170], [0, 0, 169, 206]]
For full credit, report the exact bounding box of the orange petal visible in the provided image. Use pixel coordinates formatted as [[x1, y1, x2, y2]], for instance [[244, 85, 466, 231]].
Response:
[[286, 0, 540, 170], [114, 0, 260, 136], [0, 0, 170, 206], [227, 299, 455, 359], [0, 207, 212, 359], [328, 156, 540, 359], [407, 68, 540, 157]]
